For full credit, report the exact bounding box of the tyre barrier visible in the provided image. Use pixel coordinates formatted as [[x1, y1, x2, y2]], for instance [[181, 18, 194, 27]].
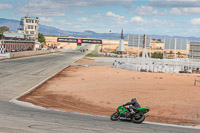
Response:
[[113, 61, 183, 74]]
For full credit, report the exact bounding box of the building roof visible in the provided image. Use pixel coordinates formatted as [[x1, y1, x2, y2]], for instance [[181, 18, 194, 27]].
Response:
[[22, 16, 39, 19]]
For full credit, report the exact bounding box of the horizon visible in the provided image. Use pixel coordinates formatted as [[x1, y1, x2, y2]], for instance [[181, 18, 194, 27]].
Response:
[[0, 0, 200, 37]]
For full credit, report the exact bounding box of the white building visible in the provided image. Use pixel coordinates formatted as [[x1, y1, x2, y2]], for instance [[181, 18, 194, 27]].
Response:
[[18, 16, 39, 42]]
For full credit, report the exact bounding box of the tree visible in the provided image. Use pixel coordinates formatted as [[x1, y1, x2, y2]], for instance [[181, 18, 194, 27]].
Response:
[[38, 33, 46, 44], [177, 52, 181, 58], [169, 51, 173, 56], [157, 39, 161, 42], [0, 26, 9, 33]]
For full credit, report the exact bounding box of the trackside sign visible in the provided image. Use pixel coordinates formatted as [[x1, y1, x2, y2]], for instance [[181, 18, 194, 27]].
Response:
[[57, 38, 102, 44], [82, 39, 102, 44], [57, 38, 78, 43]]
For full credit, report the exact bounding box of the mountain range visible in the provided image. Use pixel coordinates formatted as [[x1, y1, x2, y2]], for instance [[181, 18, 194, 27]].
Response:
[[0, 18, 200, 41]]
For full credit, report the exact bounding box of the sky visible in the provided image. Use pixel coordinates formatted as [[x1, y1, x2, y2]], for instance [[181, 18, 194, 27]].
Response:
[[1, 0, 200, 37]]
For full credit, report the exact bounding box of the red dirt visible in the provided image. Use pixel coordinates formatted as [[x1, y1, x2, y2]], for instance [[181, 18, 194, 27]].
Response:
[[75, 58, 94, 63], [19, 65, 200, 126]]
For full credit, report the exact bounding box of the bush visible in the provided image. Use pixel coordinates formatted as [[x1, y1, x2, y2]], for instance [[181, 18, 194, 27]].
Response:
[[151, 52, 163, 59]]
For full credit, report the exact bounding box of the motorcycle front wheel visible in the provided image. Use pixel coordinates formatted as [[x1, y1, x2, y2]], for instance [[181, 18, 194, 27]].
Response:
[[131, 114, 145, 124], [110, 112, 119, 121]]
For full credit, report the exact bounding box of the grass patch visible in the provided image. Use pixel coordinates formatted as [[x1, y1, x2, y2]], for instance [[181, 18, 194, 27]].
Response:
[[76, 46, 81, 49], [85, 44, 119, 57], [85, 44, 101, 57]]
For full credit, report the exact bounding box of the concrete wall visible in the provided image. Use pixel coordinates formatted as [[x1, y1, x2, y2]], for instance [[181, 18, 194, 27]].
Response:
[[9, 49, 66, 58]]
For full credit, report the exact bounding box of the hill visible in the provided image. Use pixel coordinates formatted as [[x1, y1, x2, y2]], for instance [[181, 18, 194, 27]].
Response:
[[0, 18, 200, 41]]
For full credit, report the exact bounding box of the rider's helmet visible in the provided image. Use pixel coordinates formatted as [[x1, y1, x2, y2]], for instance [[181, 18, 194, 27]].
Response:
[[131, 98, 137, 103]]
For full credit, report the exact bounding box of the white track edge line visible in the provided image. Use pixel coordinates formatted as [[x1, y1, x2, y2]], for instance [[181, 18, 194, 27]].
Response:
[[11, 99, 200, 130], [9, 64, 69, 102], [9, 54, 84, 102]]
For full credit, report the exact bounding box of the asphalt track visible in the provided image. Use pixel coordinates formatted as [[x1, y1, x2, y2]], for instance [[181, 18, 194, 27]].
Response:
[[0, 48, 199, 133]]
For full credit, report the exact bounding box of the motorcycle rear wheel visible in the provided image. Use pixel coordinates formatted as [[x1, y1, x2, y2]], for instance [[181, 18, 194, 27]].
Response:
[[131, 114, 145, 124], [110, 112, 119, 121]]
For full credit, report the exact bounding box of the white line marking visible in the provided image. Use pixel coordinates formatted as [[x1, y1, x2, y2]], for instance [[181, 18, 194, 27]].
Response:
[[9, 53, 86, 102], [9, 65, 69, 102], [143, 121, 200, 129], [11, 99, 200, 130]]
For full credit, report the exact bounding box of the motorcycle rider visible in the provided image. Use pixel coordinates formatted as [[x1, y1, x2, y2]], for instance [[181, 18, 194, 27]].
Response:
[[123, 98, 141, 117]]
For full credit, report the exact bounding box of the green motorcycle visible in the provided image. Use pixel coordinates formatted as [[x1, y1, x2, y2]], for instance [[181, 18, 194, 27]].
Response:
[[110, 105, 150, 124]]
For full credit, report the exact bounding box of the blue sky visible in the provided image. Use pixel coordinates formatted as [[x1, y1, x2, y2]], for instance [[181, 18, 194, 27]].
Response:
[[1, 0, 200, 37]]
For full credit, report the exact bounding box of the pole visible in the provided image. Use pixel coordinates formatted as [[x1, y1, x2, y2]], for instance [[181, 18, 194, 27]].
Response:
[[174, 38, 177, 59], [27, 0, 30, 17], [143, 34, 146, 49], [110, 30, 112, 44], [150, 47, 151, 58], [127, 34, 129, 56], [109, 30, 111, 45], [137, 35, 140, 57], [142, 34, 146, 58], [192, 43, 194, 60], [101, 41, 103, 52], [59, 27, 60, 37], [163, 38, 165, 59]]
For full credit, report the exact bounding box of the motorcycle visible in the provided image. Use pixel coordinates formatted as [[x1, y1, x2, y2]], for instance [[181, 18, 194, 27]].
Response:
[[110, 105, 150, 124]]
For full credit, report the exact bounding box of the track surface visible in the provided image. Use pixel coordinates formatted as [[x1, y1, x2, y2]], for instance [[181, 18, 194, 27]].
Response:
[[0, 49, 199, 133]]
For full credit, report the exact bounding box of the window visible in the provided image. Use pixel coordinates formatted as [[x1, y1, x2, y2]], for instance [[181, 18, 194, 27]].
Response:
[[26, 19, 32, 23]]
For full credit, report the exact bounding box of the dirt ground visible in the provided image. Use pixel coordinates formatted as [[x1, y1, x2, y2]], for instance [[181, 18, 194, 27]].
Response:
[[19, 59, 200, 126], [75, 57, 94, 63]]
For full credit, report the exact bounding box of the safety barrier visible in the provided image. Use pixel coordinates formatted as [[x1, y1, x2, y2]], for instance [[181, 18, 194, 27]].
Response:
[[94, 56, 200, 73], [113, 61, 184, 73], [0, 53, 10, 59]]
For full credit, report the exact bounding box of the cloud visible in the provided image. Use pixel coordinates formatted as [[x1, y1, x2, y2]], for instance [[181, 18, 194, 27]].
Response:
[[169, 7, 200, 15], [149, 0, 200, 8], [57, 20, 72, 25], [40, 17, 54, 23], [130, 16, 145, 23], [106, 11, 124, 20], [60, 0, 134, 8], [129, 17, 173, 28], [182, 7, 200, 14], [134, 6, 159, 15], [106, 11, 129, 25], [0, 4, 12, 10], [169, 8, 183, 15], [77, 17, 92, 22], [14, 0, 134, 17], [191, 18, 200, 25], [151, 19, 174, 27], [15, 0, 67, 17], [71, 10, 85, 14], [90, 13, 105, 20]]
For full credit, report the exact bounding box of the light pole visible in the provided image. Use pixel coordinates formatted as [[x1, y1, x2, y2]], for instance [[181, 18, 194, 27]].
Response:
[[59, 27, 60, 37], [109, 30, 112, 45]]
